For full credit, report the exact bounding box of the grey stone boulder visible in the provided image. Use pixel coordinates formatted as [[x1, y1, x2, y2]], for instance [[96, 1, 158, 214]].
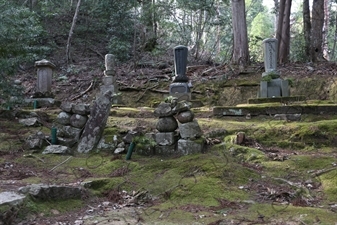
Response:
[[172, 101, 191, 114], [156, 116, 178, 132], [72, 103, 91, 115], [24, 131, 45, 149], [56, 125, 82, 140], [60, 102, 73, 113], [18, 184, 84, 200], [70, 114, 88, 128], [42, 145, 70, 154], [176, 110, 194, 123], [154, 102, 174, 117], [56, 111, 71, 125], [179, 120, 203, 139]]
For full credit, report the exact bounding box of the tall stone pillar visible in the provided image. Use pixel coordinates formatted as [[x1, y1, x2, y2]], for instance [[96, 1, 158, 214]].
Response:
[[35, 59, 56, 97]]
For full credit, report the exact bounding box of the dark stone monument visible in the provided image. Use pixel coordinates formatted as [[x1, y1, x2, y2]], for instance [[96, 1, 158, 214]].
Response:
[[169, 45, 191, 101]]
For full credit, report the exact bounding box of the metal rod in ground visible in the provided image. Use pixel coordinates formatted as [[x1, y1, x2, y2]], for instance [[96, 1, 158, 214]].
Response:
[[126, 142, 135, 160]]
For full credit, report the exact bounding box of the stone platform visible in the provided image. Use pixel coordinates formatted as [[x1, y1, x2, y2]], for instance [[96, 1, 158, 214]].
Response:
[[213, 104, 337, 117]]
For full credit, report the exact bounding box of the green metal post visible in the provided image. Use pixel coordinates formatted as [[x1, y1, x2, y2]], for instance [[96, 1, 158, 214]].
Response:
[[51, 127, 57, 144], [126, 142, 135, 160]]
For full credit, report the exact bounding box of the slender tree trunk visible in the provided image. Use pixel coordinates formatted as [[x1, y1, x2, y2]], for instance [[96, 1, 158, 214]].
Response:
[[276, 0, 292, 64], [331, 12, 337, 59], [231, 0, 249, 65], [273, 0, 279, 33], [194, 9, 204, 60], [311, 0, 325, 62], [322, 0, 330, 60], [303, 0, 311, 59], [66, 0, 81, 65]]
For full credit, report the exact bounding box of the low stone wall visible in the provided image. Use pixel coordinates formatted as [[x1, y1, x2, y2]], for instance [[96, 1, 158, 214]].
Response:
[[53, 102, 90, 147]]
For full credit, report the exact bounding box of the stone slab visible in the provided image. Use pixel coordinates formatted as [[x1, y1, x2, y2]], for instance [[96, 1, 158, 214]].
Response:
[[267, 86, 281, 97], [0, 192, 25, 206], [248, 96, 305, 104], [213, 105, 337, 116]]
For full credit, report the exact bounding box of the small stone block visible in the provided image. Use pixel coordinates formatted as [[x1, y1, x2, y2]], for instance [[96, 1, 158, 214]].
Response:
[[177, 138, 205, 155], [155, 132, 178, 146]]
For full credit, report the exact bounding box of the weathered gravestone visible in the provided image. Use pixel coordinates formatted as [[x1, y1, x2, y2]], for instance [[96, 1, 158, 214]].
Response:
[[77, 54, 120, 153], [101, 54, 119, 104], [259, 38, 290, 98], [35, 59, 55, 96], [77, 90, 115, 153], [169, 45, 191, 101]]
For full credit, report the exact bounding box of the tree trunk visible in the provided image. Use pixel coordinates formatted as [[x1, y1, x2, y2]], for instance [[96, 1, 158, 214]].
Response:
[[331, 12, 337, 59], [276, 0, 292, 64], [142, 0, 157, 51], [231, 0, 249, 65], [66, 0, 81, 65], [311, 0, 325, 62], [322, 0, 329, 60], [303, 0, 311, 59]]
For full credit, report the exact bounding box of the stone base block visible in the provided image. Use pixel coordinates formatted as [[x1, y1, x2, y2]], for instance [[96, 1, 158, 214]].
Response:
[[135, 146, 155, 156], [155, 144, 177, 156], [179, 121, 203, 139], [177, 138, 205, 155], [155, 132, 178, 146], [169, 83, 191, 101]]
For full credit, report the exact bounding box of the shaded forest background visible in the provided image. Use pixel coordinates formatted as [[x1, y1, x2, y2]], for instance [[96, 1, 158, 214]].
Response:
[[0, 0, 337, 104]]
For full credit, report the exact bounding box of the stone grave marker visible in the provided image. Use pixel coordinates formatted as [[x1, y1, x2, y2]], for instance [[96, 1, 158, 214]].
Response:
[[77, 55, 118, 153], [35, 59, 55, 96], [259, 38, 290, 98], [169, 45, 191, 101], [101, 54, 119, 104], [262, 38, 279, 77]]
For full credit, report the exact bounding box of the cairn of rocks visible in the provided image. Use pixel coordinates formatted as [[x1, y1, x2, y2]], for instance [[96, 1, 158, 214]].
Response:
[[54, 102, 90, 148], [154, 99, 204, 156]]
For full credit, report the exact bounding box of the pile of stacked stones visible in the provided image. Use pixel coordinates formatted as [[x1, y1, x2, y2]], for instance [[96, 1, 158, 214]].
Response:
[[54, 102, 90, 147], [154, 99, 204, 155]]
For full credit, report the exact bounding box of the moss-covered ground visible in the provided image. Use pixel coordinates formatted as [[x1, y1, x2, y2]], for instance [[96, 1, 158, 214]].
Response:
[[2, 103, 337, 224]]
